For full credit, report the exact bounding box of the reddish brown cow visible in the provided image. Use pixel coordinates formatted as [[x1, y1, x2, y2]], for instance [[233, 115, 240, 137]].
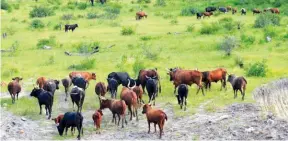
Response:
[[69, 72, 96, 82], [270, 8, 280, 14], [36, 77, 47, 89], [232, 8, 237, 14], [137, 68, 161, 94], [92, 109, 103, 134], [8, 77, 23, 104], [95, 82, 107, 106], [132, 86, 144, 104], [100, 97, 127, 128], [120, 84, 138, 121], [167, 68, 205, 96], [203, 12, 213, 18], [136, 11, 148, 20], [142, 104, 167, 139], [253, 9, 262, 15], [204, 68, 227, 91], [227, 6, 232, 11], [52, 114, 64, 125]]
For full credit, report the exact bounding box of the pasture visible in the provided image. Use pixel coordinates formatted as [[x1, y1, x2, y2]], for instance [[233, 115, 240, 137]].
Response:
[[1, 0, 288, 140]]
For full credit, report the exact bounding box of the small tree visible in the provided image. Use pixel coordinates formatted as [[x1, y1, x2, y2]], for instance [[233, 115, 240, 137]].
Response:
[[219, 36, 239, 56]]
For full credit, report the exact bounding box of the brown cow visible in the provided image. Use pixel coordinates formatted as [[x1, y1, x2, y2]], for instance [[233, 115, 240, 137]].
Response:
[[92, 109, 103, 134], [100, 96, 127, 128], [136, 11, 148, 20], [95, 82, 107, 106], [270, 8, 280, 14], [253, 9, 262, 15], [204, 68, 227, 91], [203, 12, 213, 18], [8, 77, 23, 104], [137, 68, 161, 94], [52, 114, 64, 125], [36, 77, 47, 89], [167, 68, 205, 96], [69, 72, 96, 82], [142, 104, 167, 139], [232, 8, 237, 14], [132, 86, 144, 104], [227, 6, 232, 11], [120, 83, 138, 121], [227, 74, 247, 100]]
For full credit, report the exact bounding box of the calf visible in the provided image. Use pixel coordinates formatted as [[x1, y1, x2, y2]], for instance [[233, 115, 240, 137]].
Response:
[[270, 8, 280, 14], [177, 84, 188, 111], [232, 8, 237, 14], [69, 71, 96, 82], [92, 109, 103, 134], [142, 104, 167, 139], [120, 82, 138, 121], [61, 77, 72, 101], [57, 112, 83, 140], [8, 77, 22, 104], [196, 12, 203, 19], [99, 97, 127, 128], [136, 11, 148, 20], [30, 88, 53, 119], [72, 77, 89, 91], [226, 6, 232, 12], [146, 76, 158, 106], [43, 79, 60, 95], [70, 86, 85, 113], [203, 12, 213, 18], [241, 8, 246, 15], [227, 74, 247, 100], [52, 114, 64, 125], [219, 7, 227, 13], [253, 9, 261, 15], [136, 68, 161, 94], [65, 24, 78, 32], [36, 77, 46, 88], [132, 86, 144, 104], [107, 78, 119, 99]]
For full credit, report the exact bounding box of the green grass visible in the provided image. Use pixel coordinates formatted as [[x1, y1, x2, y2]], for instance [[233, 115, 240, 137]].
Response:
[[1, 0, 288, 124]]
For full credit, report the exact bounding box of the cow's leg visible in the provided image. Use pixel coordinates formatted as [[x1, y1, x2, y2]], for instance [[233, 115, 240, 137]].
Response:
[[180, 96, 183, 109], [121, 114, 125, 128], [10, 93, 14, 104], [17, 93, 19, 100], [65, 88, 68, 101], [45, 105, 48, 115], [72, 101, 75, 111], [174, 86, 177, 95], [158, 123, 162, 138], [148, 122, 151, 133], [142, 84, 146, 94], [209, 82, 212, 91], [154, 123, 157, 133], [39, 103, 42, 115], [184, 96, 187, 111], [201, 85, 205, 96], [128, 106, 132, 121], [112, 113, 115, 124], [48, 105, 52, 119], [240, 89, 244, 101], [65, 127, 68, 135], [135, 107, 138, 121], [117, 114, 121, 126], [77, 126, 81, 140], [220, 80, 223, 91]]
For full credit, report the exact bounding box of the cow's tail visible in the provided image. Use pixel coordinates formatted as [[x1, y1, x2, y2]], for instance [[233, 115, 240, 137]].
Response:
[[163, 112, 168, 121], [121, 100, 126, 115], [100, 83, 105, 96], [155, 69, 161, 93], [243, 77, 247, 84]]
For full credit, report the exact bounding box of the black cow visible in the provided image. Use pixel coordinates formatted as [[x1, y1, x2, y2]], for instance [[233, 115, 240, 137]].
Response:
[[145, 76, 158, 106], [219, 7, 227, 13], [70, 86, 85, 113], [90, 0, 94, 6], [196, 12, 203, 19], [227, 74, 247, 101], [107, 78, 119, 99], [177, 84, 188, 111], [72, 77, 89, 91], [100, 0, 106, 4], [201, 71, 210, 90], [43, 79, 60, 96], [30, 88, 54, 119], [241, 8, 246, 15], [205, 7, 217, 12], [107, 72, 136, 87], [62, 77, 72, 101], [57, 112, 83, 140], [65, 24, 78, 32]]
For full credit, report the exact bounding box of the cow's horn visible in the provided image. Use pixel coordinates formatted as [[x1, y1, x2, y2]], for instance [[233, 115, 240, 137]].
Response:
[[127, 79, 131, 88]]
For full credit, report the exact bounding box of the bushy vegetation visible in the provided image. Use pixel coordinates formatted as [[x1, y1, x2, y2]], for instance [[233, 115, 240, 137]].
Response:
[[154, 0, 166, 7], [121, 26, 135, 35], [235, 56, 244, 68], [36, 36, 56, 49], [200, 22, 221, 35], [61, 14, 74, 20], [30, 19, 45, 29], [254, 14, 281, 28], [45, 55, 55, 65], [264, 26, 277, 38], [141, 44, 162, 60], [53, 23, 62, 30], [181, 7, 198, 16], [137, 0, 151, 3], [1, 0, 12, 12], [73, 42, 100, 53], [218, 36, 239, 56], [186, 25, 195, 32], [170, 19, 178, 25], [68, 58, 96, 70], [77, 2, 88, 10], [241, 34, 256, 45], [140, 36, 152, 41], [132, 58, 146, 77], [87, 12, 98, 19], [3, 26, 17, 36], [245, 60, 268, 77], [29, 6, 55, 18], [219, 17, 235, 31]]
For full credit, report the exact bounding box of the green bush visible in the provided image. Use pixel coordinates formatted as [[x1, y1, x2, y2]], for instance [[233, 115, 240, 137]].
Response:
[[235, 56, 244, 68], [200, 22, 220, 35], [53, 23, 62, 30], [74, 42, 99, 53], [66, 1, 76, 10], [29, 6, 55, 18], [254, 14, 281, 28], [264, 26, 277, 38], [245, 60, 268, 77], [61, 14, 74, 20], [13, 4, 20, 10], [45, 56, 55, 65], [1, 0, 12, 11], [3, 26, 17, 36], [154, 0, 166, 7], [186, 24, 195, 32], [219, 17, 235, 31], [241, 34, 256, 45], [121, 26, 135, 35], [273, 0, 282, 7], [36, 36, 56, 49], [68, 58, 96, 70], [218, 36, 239, 56], [87, 13, 98, 19], [163, 13, 173, 19], [104, 6, 121, 15], [77, 2, 88, 10], [140, 36, 152, 41], [170, 19, 178, 25], [137, 0, 151, 3], [181, 7, 198, 16], [283, 33, 288, 40], [132, 58, 146, 77], [141, 44, 162, 60], [30, 19, 45, 29]]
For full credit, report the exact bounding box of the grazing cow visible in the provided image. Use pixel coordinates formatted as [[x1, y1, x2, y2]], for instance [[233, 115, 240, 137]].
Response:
[[36, 77, 46, 88], [107, 78, 119, 99], [232, 8, 237, 14], [95, 82, 107, 106], [142, 104, 167, 139], [92, 109, 103, 134], [146, 76, 158, 106], [69, 71, 96, 82], [65, 24, 78, 32], [241, 8, 246, 15], [219, 7, 227, 13], [136, 11, 148, 20], [167, 68, 205, 96], [205, 6, 217, 12], [57, 112, 83, 140], [70, 86, 85, 113], [8, 77, 22, 104], [120, 83, 138, 121], [177, 84, 188, 111], [270, 8, 280, 14], [72, 77, 89, 91], [203, 12, 213, 18], [253, 9, 261, 15], [227, 74, 247, 101], [61, 77, 72, 101], [203, 68, 227, 91], [108, 72, 136, 87], [43, 79, 60, 96], [132, 86, 144, 104], [30, 88, 53, 119], [196, 12, 203, 19], [99, 97, 127, 128], [226, 6, 232, 12], [136, 68, 161, 94]]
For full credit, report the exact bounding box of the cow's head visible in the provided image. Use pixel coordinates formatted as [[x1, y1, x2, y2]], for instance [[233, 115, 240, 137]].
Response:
[[227, 74, 236, 83], [30, 87, 42, 97], [142, 104, 152, 114], [99, 96, 110, 110], [57, 126, 64, 136], [91, 73, 96, 80], [166, 68, 178, 81], [97, 109, 103, 116], [54, 80, 60, 89], [12, 77, 23, 82], [75, 24, 79, 27]]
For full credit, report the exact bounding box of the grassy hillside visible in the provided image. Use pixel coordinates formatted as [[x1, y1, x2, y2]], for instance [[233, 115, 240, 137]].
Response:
[[1, 0, 288, 120]]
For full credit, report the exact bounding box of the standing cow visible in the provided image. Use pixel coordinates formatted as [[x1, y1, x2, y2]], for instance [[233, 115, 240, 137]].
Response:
[[107, 72, 136, 87], [69, 71, 96, 82], [205, 6, 217, 12], [241, 8, 246, 15], [136, 11, 148, 20], [107, 78, 119, 99], [146, 76, 159, 106], [227, 74, 247, 100], [61, 77, 72, 101], [43, 79, 60, 96], [36, 76, 46, 89], [8, 77, 23, 104], [136, 68, 161, 94], [65, 24, 78, 32], [95, 82, 107, 106]]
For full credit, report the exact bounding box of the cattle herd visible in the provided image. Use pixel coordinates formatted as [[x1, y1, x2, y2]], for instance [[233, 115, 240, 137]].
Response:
[[6, 67, 248, 139]]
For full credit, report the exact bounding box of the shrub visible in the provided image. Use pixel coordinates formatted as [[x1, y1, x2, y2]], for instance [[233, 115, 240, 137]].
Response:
[[29, 6, 55, 18], [273, 0, 282, 7], [66, 1, 76, 10], [141, 44, 162, 60], [132, 58, 146, 77], [219, 17, 235, 31], [74, 42, 99, 53], [68, 58, 95, 70], [245, 60, 268, 77], [77, 2, 88, 10], [137, 0, 151, 3], [36, 36, 56, 49], [235, 56, 244, 68], [116, 55, 128, 71], [53, 23, 62, 30], [30, 19, 45, 29], [186, 24, 195, 32], [218, 36, 239, 56], [13, 4, 20, 10], [87, 13, 98, 19], [181, 7, 198, 16], [254, 14, 281, 28], [170, 19, 178, 25], [46, 56, 55, 65], [1, 0, 12, 11], [241, 34, 256, 45], [200, 22, 220, 35], [140, 36, 152, 41], [121, 26, 135, 35], [61, 14, 74, 20], [163, 13, 173, 19], [264, 26, 277, 38], [154, 0, 166, 7], [283, 33, 288, 40], [4, 27, 17, 36]]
